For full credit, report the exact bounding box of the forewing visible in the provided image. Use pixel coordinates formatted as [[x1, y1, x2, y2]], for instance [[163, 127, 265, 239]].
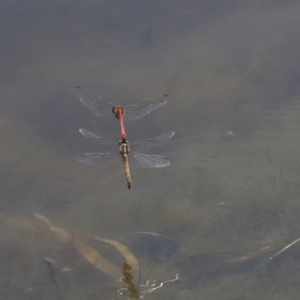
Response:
[[79, 129, 117, 148], [131, 132, 175, 151], [133, 153, 170, 168], [124, 94, 168, 121], [71, 86, 114, 118], [78, 153, 114, 165]]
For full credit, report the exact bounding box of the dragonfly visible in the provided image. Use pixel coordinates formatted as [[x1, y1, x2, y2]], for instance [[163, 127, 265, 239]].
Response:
[[78, 129, 175, 189], [71, 86, 168, 140]]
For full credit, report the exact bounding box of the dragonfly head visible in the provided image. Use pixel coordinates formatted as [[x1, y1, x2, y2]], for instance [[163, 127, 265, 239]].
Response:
[[119, 138, 129, 144]]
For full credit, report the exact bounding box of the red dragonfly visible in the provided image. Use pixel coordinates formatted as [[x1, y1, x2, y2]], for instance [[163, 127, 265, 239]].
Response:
[[71, 86, 168, 140], [78, 129, 175, 189]]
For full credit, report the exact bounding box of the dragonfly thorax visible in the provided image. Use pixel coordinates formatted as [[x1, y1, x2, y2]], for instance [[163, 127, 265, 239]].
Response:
[[119, 140, 130, 155], [112, 105, 125, 120]]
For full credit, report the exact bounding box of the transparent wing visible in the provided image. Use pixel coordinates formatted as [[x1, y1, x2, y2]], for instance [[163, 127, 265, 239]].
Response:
[[124, 94, 168, 121], [132, 153, 171, 168], [71, 86, 114, 118], [131, 132, 175, 151], [79, 129, 117, 149], [78, 153, 114, 165]]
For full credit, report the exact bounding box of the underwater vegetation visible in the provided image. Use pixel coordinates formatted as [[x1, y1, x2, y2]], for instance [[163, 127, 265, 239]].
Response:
[[1, 213, 300, 299]]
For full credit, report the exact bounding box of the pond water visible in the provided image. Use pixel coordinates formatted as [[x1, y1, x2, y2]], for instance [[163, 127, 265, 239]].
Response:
[[1, 1, 300, 299]]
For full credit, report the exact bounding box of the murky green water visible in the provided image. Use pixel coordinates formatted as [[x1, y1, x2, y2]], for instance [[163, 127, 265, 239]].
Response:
[[1, 1, 300, 299]]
